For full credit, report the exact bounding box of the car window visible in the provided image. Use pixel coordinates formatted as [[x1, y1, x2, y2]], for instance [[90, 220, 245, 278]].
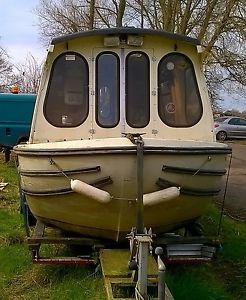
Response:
[[228, 118, 240, 125], [238, 118, 246, 126], [215, 117, 229, 122]]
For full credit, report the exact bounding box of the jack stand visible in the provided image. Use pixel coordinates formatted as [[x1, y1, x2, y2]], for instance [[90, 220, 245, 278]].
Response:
[[100, 228, 173, 300], [128, 229, 153, 299], [155, 247, 166, 300], [126, 228, 173, 300]]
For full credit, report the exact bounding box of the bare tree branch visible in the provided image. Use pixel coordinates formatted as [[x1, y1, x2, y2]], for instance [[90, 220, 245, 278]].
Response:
[[34, 0, 246, 104]]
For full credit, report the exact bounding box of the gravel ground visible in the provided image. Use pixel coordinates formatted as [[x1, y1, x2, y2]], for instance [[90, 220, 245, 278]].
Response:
[[216, 141, 246, 221]]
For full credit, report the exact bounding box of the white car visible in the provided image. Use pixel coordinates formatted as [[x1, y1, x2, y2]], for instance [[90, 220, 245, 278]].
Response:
[[214, 116, 246, 140]]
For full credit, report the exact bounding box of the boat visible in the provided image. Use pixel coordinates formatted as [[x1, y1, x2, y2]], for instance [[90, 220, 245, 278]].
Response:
[[14, 28, 231, 242]]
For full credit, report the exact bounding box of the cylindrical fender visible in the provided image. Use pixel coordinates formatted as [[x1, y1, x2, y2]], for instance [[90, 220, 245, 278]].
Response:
[[71, 179, 111, 203], [143, 187, 180, 207]]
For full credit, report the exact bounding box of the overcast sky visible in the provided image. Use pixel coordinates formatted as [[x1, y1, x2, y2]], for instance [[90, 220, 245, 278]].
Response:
[[0, 0, 46, 64], [0, 0, 244, 111]]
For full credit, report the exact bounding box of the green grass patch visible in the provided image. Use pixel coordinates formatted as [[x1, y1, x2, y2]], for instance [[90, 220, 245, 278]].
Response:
[[200, 204, 246, 260], [0, 209, 24, 243], [166, 264, 231, 300], [165, 204, 246, 300], [3, 265, 105, 300]]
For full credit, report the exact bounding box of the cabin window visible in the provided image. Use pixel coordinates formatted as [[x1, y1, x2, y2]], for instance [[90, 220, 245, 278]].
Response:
[[158, 53, 202, 127], [96, 52, 120, 127], [126, 52, 150, 128], [44, 52, 89, 127]]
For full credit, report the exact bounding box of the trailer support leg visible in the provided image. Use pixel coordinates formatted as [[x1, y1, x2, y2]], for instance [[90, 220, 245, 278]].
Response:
[[135, 234, 152, 299], [155, 247, 166, 300]]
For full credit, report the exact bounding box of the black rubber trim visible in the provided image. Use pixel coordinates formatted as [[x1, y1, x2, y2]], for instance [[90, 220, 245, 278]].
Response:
[[23, 188, 72, 196], [22, 176, 113, 196], [162, 165, 226, 176], [156, 177, 220, 196], [19, 166, 101, 177], [14, 145, 232, 156]]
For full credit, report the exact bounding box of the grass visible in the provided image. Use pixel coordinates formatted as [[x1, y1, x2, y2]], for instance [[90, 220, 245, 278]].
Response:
[[166, 265, 231, 300], [165, 205, 246, 300], [0, 153, 246, 299]]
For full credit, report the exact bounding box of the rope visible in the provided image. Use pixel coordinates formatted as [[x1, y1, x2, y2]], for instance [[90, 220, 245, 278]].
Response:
[[135, 285, 146, 300], [174, 155, 212, 189], [49, 158, 70, 180], [192, 156, 211, 177]]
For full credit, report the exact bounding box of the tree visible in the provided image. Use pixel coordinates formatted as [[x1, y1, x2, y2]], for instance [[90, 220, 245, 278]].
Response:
[[0, 45, 42, 94], [14, 54, 42, 94], [35, 0, 127, 41], [126, 0, 245, 96], [0, 45, 13, 92], [35, 0, 246, 104]]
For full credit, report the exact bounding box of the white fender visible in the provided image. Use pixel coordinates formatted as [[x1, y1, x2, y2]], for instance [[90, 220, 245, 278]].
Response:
[[143, 187, 180, 206], [71, 179, 111, 204]]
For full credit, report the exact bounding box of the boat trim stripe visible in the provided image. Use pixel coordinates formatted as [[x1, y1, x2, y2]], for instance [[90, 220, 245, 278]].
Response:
[[23, 188, 73, 196], [22, 176, 113, 196], [90, 176, 113, 188], [156, 177, 220, 196], [19, 166, 101, 177], [162, 165, 226, 176]]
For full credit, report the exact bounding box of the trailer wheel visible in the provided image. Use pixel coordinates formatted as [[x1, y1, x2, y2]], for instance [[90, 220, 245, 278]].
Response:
[[185, 222, 204, 236], [3, 147, 11, 162]]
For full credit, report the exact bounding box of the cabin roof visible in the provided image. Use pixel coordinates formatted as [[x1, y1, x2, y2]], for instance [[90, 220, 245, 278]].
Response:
[[51, 27, 200, 46]]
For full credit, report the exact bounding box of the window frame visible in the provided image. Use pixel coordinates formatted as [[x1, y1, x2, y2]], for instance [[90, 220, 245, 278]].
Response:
[[95, 51, 120, 128], [43, 51, 89, 128], [125, 51, 150, 128], [157, 52, 203, 128]]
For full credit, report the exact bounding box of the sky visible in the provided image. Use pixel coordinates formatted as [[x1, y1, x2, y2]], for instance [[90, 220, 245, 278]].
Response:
[[0, 0, 245, 112], [0, 0, 46, 64], [218, 92, 245, 112]]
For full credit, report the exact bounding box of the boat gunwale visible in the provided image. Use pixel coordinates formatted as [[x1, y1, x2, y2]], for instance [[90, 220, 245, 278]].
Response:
[[14, 146, 232, 156]]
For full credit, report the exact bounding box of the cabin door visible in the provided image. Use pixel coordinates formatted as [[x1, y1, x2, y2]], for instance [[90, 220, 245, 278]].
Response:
[[91, 48, 154, 139]]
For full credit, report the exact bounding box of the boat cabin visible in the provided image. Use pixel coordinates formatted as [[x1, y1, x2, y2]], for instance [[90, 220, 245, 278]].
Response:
[[30, 28, 214, 144]]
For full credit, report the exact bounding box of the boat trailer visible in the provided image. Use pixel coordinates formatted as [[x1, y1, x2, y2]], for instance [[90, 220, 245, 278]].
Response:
[[28, 220, 176, 299], [27, 219, 218, 300]]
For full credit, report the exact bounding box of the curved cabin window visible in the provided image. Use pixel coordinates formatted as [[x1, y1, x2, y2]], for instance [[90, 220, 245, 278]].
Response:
[[96, 52, 120, 127], [126, 52, 150, 128], [44, 52, 89, 127], [158, 53, 202, 127]]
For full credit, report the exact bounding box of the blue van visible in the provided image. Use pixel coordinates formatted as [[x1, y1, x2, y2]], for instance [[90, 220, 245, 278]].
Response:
[[0, 93, 36, 160]]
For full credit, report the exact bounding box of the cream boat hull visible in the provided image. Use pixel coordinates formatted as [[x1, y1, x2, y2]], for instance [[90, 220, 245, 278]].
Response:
[[15, 138, 231, 242]]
